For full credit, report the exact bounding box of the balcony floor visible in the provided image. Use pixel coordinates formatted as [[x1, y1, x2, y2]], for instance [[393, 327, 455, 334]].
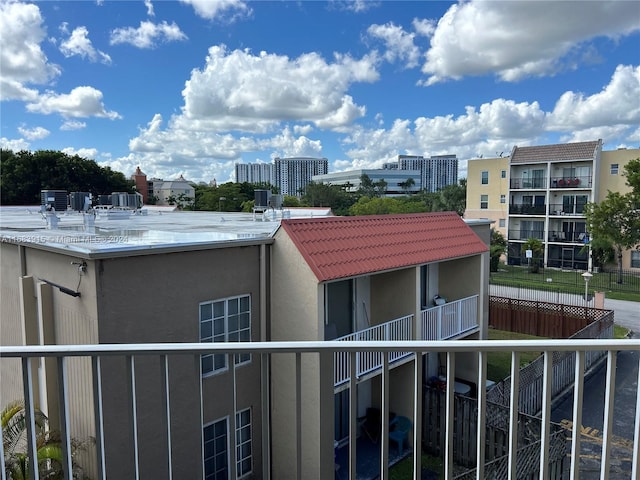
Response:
[[335, 434, 438, 479]]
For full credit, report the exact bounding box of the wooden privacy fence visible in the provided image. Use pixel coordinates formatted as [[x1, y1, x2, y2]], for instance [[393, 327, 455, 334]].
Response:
[[422, 388, 567, 479], [487, 299, 614, 416], [489, 296, 606, 338]]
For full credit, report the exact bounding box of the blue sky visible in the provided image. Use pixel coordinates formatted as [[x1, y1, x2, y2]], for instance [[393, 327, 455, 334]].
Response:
[[1, 0, 639, 184]]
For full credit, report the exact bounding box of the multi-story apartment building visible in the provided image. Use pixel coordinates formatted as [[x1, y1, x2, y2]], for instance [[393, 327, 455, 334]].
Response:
[[465, 156, 509, 237], [270, 212, 489, 478], [398, 154, 458, 193], [465, 140, 640, 271], [0, 209, 277, 479], [312, 168, 422, 195], [0, 205, 490, 480], [273, 156, 328, 197], [235, 162, 274, 185]]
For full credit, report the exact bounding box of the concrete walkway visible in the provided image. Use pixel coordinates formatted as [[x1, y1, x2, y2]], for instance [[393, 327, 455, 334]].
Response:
[[603, 297, 640, 333]]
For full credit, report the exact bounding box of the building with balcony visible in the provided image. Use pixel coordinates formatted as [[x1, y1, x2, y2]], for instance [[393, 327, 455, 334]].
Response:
[[0, 206, 490, 479], [465, 140, 640, 271], [270, 212, 489, 478]]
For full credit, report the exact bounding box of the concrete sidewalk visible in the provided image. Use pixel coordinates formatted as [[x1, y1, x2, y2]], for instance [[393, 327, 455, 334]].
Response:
[[603, 297, 640, 333]]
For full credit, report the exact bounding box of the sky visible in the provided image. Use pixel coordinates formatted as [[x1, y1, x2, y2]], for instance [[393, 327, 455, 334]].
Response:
[[1, 0, 639, 185]]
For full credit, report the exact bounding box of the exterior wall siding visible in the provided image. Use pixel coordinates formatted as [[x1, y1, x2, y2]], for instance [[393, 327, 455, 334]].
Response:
[[95, 246, 264, 479]]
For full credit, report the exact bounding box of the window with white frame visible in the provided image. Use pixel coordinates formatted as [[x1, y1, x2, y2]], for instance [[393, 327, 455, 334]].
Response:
[[611, 164, 619, 175], [632, 251, 640, 269], [203, 411, 252, 480], [204, 418, 228, 480], [235, 409, 252, 477], [501, 170, 507, 179], [481, 171, 489, 184], [200, 295, 251, 376], [480, 194, 488, 209], [500, 194, 506, 204], [499, 218, 505, 228]]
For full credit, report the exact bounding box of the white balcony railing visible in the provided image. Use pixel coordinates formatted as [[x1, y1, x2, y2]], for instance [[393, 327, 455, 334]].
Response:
[[2, 339, 639, 480], [334, 314, 413, 386], [422, 295, 479, 340]]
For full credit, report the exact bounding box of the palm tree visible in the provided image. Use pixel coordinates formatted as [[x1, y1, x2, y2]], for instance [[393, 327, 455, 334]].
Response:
[[2, 401, 90, 480]]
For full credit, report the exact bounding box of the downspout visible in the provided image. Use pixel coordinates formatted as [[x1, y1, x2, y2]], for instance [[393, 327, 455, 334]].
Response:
[[259, 243, 271, 479]]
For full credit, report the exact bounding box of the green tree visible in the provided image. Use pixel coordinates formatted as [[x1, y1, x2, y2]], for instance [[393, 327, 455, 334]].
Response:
[[348, 196, 428, 215], [431, 179, 466, 215], [0, 149, 133, 205], [398, 177, 416, 193], [357, 174, 387, 198], [282, 195, 301, 207], [489, 228, 507, 272], [585, 191, 639, 283], [2, 401, 90, 480], [301, 182, 356, 215], [521, 237, 544, 273]]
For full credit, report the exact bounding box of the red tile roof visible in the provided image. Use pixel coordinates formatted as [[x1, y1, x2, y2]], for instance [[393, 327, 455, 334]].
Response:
[[279, 212, 488, 282], [510, 140, 601, 164]]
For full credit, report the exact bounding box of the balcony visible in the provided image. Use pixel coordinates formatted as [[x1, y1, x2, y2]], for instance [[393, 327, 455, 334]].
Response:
[[334, 296, 479, 387], [509, 203, 546, 215], [2, 338, 638, 480], [508, 229, 545, 241], [421, 295, 478, 340], [510, 178, 547, 189], [550, 175, 592, 188], [549, 202, 586, 216], [548, 230, 589, 243]]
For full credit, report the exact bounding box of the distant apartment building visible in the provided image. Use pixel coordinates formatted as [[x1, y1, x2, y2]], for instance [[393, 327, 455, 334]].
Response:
[[273, 156, 328, 196], [465, 140, 640, 272], [398, 154, 458, 193], [235, 162, 274, 185], [464, 156, 509, 237], [312, 168, 421, 195]]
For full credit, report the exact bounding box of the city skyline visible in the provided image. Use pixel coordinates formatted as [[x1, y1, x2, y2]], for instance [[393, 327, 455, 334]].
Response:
[[1, 0, 639, 184]]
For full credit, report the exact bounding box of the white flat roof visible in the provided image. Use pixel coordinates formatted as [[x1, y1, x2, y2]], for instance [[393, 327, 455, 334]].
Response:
[[0, 206, 331, 257]]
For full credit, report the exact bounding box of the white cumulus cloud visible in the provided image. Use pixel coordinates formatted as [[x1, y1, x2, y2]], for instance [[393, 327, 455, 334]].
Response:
[[0, 137, 30, 151], [61, 147, 99, 160], [59, 25, 112, 64], [61, 120, 87, 131], [421, 0, 640, 84], [18, 125, 50, 140], [26, 86, 121, 119], [178, 45, 378, 133], [548, 65, 640, 129], [366, 22, 421, 68], [110, 20, 187, 49], [179, 0, 250, 21], [0, 1, 60, 100]]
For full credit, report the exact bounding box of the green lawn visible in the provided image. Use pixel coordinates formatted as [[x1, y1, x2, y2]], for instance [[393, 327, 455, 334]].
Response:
[[490, 264, 640, 302], [486, 328, 545, 382], [390, 452, 443, 480]]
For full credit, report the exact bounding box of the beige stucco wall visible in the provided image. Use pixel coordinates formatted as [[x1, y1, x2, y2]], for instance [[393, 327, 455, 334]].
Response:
[[270, 229, 333, 479], [465, 157, 509, 237], [0, 243, 100, 477], [370, 268, 416, 326], [598, 149, 640, 271], [94, 245, 265, 479]]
